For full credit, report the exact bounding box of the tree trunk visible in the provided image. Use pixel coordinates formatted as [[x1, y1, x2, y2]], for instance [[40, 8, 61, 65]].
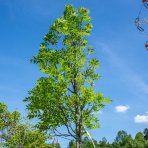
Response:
[[76, 131, 82, 148], [76, 108, 79, 148], [76, 121, 81, 148], [76, 109, 82, 148], [74, 51, 82, 148], [76, 140, 80, 148]]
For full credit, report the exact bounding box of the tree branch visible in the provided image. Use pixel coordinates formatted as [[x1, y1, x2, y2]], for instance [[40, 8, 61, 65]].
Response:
[[67, 88, 74, 94]]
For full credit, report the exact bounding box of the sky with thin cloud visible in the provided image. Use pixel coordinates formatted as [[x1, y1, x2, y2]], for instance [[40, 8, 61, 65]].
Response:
[[0, 0, 148, 147], [134, 113, 148, 124]]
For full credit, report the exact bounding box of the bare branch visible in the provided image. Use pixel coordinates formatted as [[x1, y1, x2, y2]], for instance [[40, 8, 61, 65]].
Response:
[[67, 88, 74, 94]]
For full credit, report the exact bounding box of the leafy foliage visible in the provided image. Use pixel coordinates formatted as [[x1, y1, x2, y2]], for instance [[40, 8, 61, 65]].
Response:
[[24, 4, 110, 147], [144, 128, 148, 140], [0, 102, 60, 148]]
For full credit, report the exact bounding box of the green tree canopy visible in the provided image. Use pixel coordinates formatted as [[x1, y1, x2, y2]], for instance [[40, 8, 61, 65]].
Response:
[[114, 130, 134, 148], [134, 132, 145, 148], [0, 102, 20, 147], [144, 128, 148, 140], [24, 4, 110, 148], [98, 137, 111, 148], [0, 102, 60, 148]]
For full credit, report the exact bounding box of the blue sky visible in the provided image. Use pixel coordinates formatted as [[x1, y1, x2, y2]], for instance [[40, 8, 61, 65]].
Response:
[[0, 0, 148, 147]]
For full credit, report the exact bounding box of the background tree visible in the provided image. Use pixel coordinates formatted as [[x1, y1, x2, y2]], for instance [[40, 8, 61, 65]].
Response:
[[115, 130, 129, 143], [0, 102, 60, 148], [68, 137, 98, 148], [6, 124, 51, 148], [114, 130, 134, 148], [24, 4, 110, 148], [134, 132, 145, 148], [0, 102, 20, 147], [67, 139, 76, 148], [81, 137, 98, 148], [144, 128, 148, 140], [98, 137, 111, 148]]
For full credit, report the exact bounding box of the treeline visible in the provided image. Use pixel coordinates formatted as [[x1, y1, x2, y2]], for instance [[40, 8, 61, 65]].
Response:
[[68, 129, 148, 148]]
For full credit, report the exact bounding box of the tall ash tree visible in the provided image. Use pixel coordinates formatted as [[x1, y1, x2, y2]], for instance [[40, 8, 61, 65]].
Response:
[[24, 5, 110, 148]]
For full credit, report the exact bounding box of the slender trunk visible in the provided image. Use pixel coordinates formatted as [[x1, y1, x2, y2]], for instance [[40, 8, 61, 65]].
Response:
[[76, 112, 80, 148], [75, 106, 82, 148], [76, 112, 81, 148], [79, 110, 82, 148], [74, 39, 82, 148], [74, 79, 81, 148]]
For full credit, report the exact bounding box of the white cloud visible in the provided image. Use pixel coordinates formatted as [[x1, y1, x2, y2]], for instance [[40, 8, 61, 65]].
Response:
[[134, 113, 148, 124], [115, 105, 130, 113]]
